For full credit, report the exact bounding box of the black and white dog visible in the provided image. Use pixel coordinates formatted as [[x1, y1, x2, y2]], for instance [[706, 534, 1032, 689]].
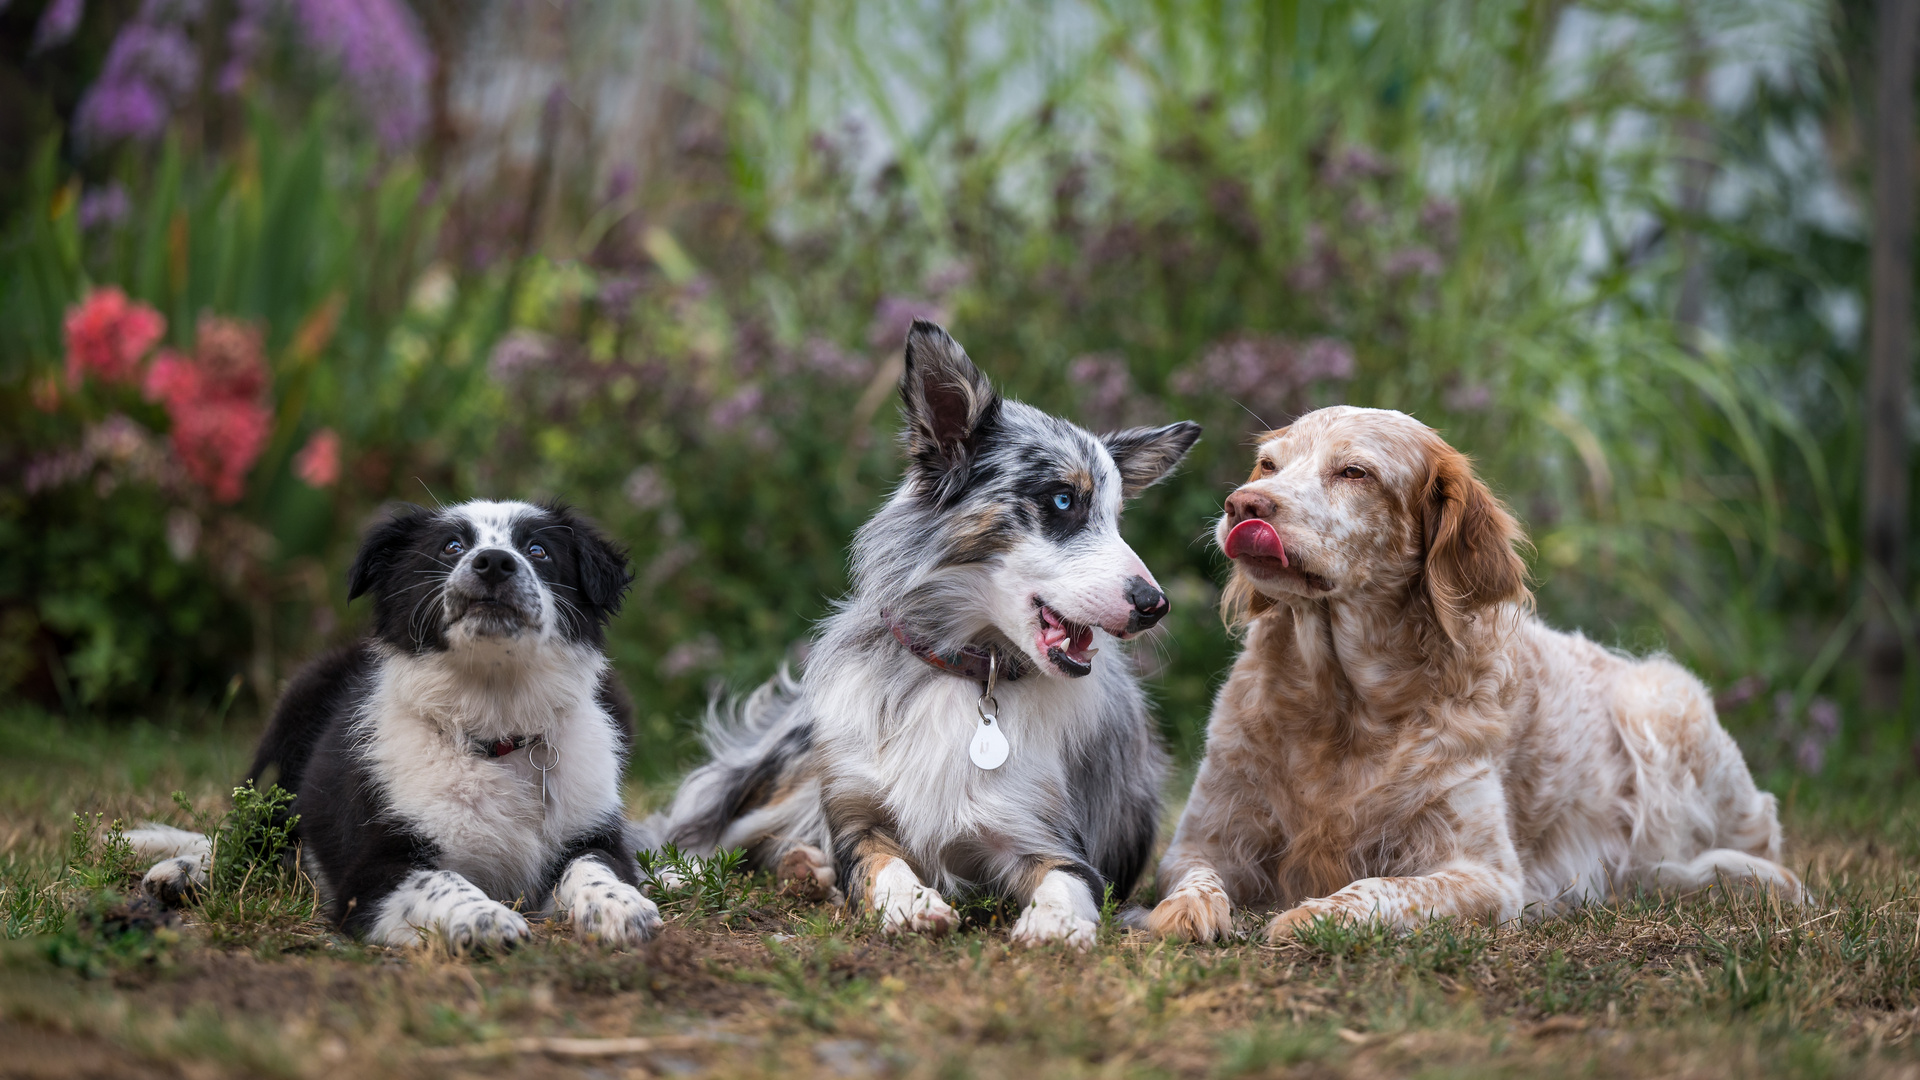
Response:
[[652, 321, 1200, 949], [133, 500, 661, 951]]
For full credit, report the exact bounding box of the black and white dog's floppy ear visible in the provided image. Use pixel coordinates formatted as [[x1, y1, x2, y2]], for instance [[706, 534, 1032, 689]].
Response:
[[901, 320, 1000, 506], [550, 504, 634, 615], [347, 504, 429, 601], [1103, 422, 1203, 498]]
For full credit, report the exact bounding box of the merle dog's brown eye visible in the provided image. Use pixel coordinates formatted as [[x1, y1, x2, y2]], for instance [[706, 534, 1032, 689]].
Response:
[[1341, 465, 1368, 480]]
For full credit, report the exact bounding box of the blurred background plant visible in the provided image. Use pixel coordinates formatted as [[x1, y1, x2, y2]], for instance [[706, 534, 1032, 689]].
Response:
[[0, 0, 1905, 788]]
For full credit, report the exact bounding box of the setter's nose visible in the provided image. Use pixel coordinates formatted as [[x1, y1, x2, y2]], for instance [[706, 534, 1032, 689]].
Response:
[[1224, 489, 1277, 524]]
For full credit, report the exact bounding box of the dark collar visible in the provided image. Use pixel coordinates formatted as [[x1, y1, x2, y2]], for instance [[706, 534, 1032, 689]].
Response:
[[471, 733, 543, 759], [883, 611, 1031, 685]]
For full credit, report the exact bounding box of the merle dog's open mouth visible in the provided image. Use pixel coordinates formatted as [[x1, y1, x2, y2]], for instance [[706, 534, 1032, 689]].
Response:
[[1036, 602, 1097, 677]]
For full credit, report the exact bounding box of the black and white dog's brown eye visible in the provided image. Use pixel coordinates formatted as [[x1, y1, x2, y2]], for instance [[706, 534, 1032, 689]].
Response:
[[1340, 465, 1368, 480], [527, 542, 549, 560], [443, 539, 465, 556]]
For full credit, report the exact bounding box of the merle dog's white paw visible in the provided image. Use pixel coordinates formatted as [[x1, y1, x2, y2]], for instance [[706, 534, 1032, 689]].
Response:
[[141, 855, 209, 907], [1009, 870, 1099, 951], [1011, 902, 1097, 950], [870, 857, 958, 935], [373, 870, 530, 954], [555, 856, 661, 946]]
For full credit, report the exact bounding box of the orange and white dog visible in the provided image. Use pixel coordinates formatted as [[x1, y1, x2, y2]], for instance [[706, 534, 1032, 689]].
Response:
[[1148, 407, 1802, 943]]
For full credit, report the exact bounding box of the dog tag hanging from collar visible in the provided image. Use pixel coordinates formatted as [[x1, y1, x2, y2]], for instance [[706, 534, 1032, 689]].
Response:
[[970, 654, 1010, 771]]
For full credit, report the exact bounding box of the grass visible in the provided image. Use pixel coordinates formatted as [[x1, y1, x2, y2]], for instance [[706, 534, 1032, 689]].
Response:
[[6, 704, 1920, 1079]]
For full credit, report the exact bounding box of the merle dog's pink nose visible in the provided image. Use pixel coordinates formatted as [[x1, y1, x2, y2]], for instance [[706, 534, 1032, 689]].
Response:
[[1126, 576, 1169, 632], [1225, 489, 1276, 524], [471, 549, 518, 585]]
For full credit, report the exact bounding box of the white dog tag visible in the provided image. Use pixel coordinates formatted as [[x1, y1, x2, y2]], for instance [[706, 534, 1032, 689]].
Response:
[[970, 709, 1010, 770]]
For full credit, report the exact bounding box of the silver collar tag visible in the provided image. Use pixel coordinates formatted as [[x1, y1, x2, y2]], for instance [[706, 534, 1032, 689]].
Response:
[[969, 652, 1010, 770]]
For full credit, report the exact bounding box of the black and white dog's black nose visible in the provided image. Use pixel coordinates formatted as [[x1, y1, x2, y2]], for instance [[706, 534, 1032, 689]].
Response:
[[1125, 576, 1169, 633], [470, 548, 519, 585]]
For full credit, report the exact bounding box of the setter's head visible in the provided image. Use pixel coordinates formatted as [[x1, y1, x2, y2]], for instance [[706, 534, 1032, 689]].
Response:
[[1217, 406, 1528, 640]]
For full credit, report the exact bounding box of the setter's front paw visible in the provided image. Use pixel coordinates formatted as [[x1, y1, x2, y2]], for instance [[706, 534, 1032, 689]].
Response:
[[1146, 867, 1235, 942], [1264, 901, 1346, 942]]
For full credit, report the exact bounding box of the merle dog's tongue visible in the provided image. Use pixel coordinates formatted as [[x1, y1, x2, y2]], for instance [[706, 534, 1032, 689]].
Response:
[[1225, 519, 1287, 565]]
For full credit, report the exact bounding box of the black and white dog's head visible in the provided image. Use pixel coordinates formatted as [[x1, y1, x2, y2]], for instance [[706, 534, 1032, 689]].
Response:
[[856, 321, 1201, 678], [347, 500, 633, 654]]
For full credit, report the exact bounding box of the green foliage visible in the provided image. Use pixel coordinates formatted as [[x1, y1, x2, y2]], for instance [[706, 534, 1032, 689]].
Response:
[[635, 844, 762, 922], [0, 0, 1904, 772], [186, 782, 317, 952]]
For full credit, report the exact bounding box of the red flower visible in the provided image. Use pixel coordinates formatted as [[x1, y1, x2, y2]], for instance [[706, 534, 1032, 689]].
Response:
[[294, 428, 340, 488], [65, 286, 166, 388], [142, 316, 274, 504]]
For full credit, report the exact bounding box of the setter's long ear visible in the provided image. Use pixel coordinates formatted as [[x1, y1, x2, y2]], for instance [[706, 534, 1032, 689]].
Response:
[[1422, 445, 1528, 642]]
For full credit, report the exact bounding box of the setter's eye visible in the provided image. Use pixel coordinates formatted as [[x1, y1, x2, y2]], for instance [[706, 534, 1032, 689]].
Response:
[[1257, 459, 1276, 475], [1340, 465, 1369, 480]]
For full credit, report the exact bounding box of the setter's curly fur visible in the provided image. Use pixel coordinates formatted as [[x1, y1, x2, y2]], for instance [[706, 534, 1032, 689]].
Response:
[[1148, 407, 1801, 943]]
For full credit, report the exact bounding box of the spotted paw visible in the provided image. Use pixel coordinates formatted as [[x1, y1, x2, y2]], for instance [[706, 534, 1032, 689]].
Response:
[[555, 856, 662, 946], [372, 869, 531, 953]]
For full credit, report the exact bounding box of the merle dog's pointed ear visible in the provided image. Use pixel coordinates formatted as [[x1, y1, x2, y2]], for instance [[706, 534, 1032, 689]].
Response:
[[347, 505, 428, 601], [1103, 421, 1203, 498], [560, 508, 634, 615], [901, 320, 1000, 505]]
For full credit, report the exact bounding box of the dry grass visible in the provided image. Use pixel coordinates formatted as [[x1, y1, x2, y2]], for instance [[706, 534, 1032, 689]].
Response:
[[5, 708, 1920, 1079]]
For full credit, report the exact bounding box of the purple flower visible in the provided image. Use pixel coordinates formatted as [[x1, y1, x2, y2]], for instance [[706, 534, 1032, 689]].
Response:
[[1068, 353, 1138, 431], [622, 465, 671, 511], [1383, 246, 1445, 279], [31, 0, 83, 53], [75, 79, 169, 143], [219, 0, 433, 148], [708, 384, 763, 431], [1169, 333, 1355, 424], [486, 330, 554, 384], [73, 22, 200, 145], [801, 337, 870, 381], [1794, 736, 1825, 775], [598, 274, 642, 316], [78, 183, 132, 230], [290, 0, 433, 147], [1807, 697, 1841, 738], [1443, 381, 1493, 413]]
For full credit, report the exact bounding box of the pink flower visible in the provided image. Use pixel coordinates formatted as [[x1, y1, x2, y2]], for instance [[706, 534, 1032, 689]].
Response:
[[294, 428, 341, 488], [142, 316, 275, 503], [171, 397, 272, 503], [65, 287, 166, 388]]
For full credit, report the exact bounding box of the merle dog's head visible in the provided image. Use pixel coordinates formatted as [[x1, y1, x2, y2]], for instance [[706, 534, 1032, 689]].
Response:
[[346, 500, 633, 653], [858, 321, 1202, 678]]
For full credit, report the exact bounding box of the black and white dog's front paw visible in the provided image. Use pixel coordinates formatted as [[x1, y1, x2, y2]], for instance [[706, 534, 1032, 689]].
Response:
[[554, 856, 661, 946], [127, 824, 212, 907], [141, 855, 209, 907], [373, 869, 531, 954]]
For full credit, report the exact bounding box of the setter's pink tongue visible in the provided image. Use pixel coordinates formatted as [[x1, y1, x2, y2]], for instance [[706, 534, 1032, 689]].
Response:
[[1225, 518, 1287, 566]]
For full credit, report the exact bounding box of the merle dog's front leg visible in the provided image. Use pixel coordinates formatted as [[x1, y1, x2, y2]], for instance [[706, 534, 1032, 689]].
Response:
[[551, 821, 661, 946], [829, 792, 956, 935]]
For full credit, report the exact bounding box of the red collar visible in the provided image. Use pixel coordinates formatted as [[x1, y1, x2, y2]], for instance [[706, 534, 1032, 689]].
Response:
[[883, 611, 1031, 686], [471, 734, 543, 759]]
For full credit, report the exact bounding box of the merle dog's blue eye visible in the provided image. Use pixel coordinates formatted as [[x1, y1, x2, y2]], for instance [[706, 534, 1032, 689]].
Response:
[[528, 542, 549, 560], [1052, 493, 1073, 511], [443, 539, 464, 556]]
